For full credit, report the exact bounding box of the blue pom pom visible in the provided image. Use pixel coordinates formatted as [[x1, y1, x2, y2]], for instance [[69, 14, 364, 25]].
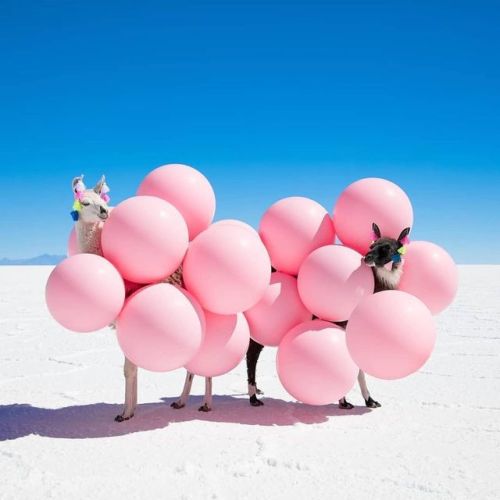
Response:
[[70, 210, 79, 221], [391, 253, 402, 264]]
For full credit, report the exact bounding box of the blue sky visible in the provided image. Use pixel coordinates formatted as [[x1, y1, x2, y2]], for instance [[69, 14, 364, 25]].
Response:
[[0, 1, 498, 263]]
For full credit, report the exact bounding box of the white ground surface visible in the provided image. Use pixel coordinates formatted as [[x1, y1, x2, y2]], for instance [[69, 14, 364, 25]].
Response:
[[0, 266, 499, 500]]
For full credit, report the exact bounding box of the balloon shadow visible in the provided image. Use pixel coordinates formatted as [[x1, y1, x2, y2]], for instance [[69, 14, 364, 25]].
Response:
[[0, 395, 372, 441]]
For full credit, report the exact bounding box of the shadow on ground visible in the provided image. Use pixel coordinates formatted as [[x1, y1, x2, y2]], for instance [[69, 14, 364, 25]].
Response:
[[0, 395, 372, 441]]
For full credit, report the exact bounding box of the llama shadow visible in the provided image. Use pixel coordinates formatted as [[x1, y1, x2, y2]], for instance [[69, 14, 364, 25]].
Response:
[[0, 395, 372, 441]]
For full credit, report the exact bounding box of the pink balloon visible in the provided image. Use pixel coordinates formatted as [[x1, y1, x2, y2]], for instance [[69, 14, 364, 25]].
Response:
[[102, 196, 188, 284], [67, 227, 79, 256], [277, 320, 358, 405], [298, 245, 374, 322], [398, 241, 458, 314], [45, 254, 125, 333], [333, 178, 414, 255], [346, 290, 436, 380], [183, 224, 271, 314], [185, 311, 250, 377], [137, 164, 216, 240], [117, 284, 205, 372], [245, 272, 311, 346], [259, 197, 335, 275], [211, 219, 257, 234]]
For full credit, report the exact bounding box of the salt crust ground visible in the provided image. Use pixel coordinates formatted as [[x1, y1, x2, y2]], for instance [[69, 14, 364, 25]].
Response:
[[0, 266, 499, 499]]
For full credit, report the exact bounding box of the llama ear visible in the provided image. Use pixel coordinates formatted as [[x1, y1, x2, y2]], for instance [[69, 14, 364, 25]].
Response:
[[94, 175, 110, 203], [93, 175, 107, 194], [398, 227, 411, 243], [72, 175, 86, 198], [72, 175, 85, 190], [372, 223, 382, 240]]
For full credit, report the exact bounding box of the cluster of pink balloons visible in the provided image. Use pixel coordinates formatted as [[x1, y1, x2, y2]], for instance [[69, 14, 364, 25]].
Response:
[[46, 169, 459, 405], [46, 164, 270, 376], [253, 178, 458, 404]]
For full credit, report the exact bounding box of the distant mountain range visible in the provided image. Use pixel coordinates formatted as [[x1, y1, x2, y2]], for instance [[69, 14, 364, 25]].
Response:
[[0, 254, 66, 266]]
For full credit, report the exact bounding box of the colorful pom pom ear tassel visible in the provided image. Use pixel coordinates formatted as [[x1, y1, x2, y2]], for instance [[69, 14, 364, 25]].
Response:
[[99, 181, 110, 203], [392, 253, 402, 263], [70, 210, 79, 221], [397, 245, 407, 255], [74, 177, 86, 199]]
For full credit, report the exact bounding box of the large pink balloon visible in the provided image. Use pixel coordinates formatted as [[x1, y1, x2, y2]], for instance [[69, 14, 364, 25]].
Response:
[[185, 311, 250, 377], [245, 272, 311, 346], [398, 241, 458, 314], [211, 219, 257, 234], [45, 254, 125, 333], [117, 284, 205, 372], [277, 320, 358, 405], [137, 164, 216, 240], [183, 224, 271, 314], [67, 227, 79, 256], [259, 197, 335, 275], [346, 291, 436, 380], [297, 245, 374, 322], [102, 196, 188, 284], [333, 178, 414, 255]]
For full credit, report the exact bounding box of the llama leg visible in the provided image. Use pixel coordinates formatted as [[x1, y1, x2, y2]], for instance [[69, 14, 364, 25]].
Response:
[[338, 397, 354, 410], [247, 339, 264, 407], [171, 371, 194, 409], [199, 377, 213, 412], [334, 320, 354, 409], [115, 357, 138, 422], [359, 370, 381, 408]]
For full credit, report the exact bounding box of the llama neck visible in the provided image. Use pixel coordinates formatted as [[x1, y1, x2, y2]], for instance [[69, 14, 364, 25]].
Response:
[[373, 264, 403, 293], [76, 221, 103, 256]]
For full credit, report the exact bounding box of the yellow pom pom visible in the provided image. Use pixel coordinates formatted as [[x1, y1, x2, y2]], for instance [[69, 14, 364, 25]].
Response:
[[73, 200, 82, 211], [397, 246, 407, 255]]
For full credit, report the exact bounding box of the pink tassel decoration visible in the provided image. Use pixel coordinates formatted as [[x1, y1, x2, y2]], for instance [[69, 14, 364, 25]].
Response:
[[100, 181, 110, 203], [74, 177, 86, 200]]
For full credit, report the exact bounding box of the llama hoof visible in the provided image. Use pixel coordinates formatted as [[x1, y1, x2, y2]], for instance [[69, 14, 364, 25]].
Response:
[[115, 413, 134, 422], [250, 395, 264, 407], [171, 401, 185, 410], [198, 403, 212, 412], [365, 397, 381, 408], [338, 399, 354, 410]]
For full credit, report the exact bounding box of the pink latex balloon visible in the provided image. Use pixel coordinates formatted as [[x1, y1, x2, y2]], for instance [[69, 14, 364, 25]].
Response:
[[298, 245, 374, 322], [67, 227, 79, 256], [117, 284, 205, 372], [277, 320, 358, 405], [245, 272, 311, 346], [137, 164, 216, 240], [398, 241, 458, 314], [102, 196, 188, 284], [333, 178, 414, 255], [211, 219, 257, 234], [45, 254, 125, 333], [183, 224, 271, 314], [346, 290, 436, 380], [185, 311, 250, 377], [259, 197, 335, 275]]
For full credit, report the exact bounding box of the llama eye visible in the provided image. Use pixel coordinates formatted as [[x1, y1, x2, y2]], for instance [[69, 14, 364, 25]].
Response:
[[81, 201, 90, 206]]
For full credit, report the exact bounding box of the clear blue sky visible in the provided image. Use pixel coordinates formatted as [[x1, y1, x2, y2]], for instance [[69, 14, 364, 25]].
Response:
[[0, 1, 498, 263]]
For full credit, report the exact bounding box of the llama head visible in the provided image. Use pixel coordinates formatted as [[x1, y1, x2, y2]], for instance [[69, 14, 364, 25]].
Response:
[[71, 175, 110, 224], [363, 223, 411, 268]]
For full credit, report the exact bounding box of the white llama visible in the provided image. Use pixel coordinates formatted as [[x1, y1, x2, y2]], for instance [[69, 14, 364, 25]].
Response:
[[70, 176, 214, 422]]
